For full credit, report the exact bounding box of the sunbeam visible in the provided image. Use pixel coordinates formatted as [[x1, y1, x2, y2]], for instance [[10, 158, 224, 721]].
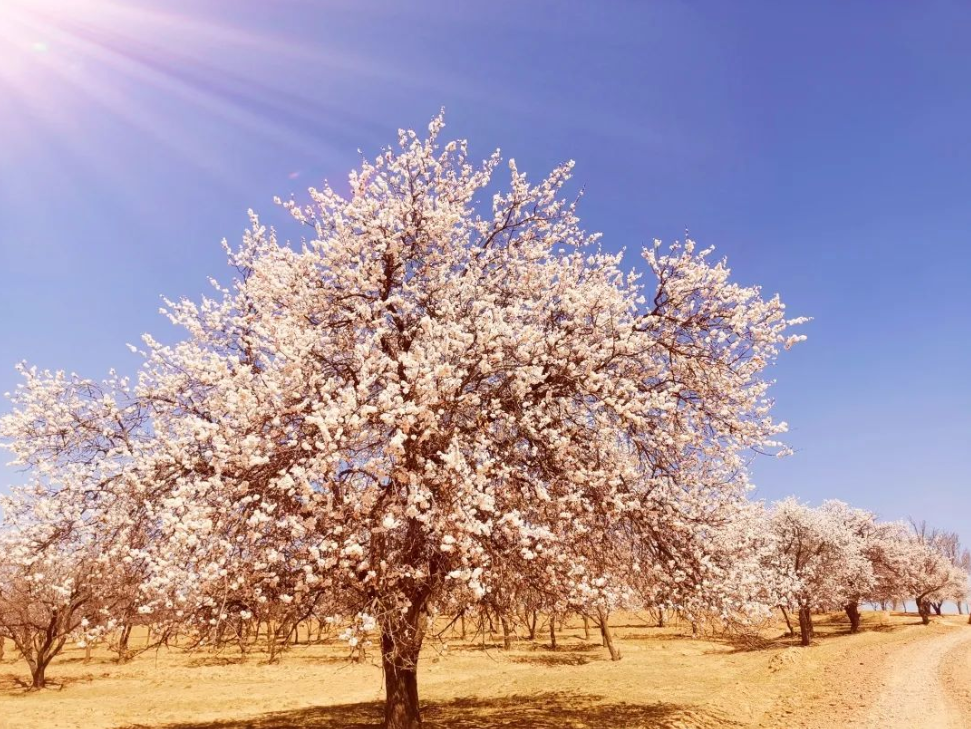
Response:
[[0, 0, 390, 194]]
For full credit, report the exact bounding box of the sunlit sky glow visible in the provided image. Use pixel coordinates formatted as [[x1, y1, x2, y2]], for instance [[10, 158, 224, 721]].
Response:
[[1, 1, 970, 541]]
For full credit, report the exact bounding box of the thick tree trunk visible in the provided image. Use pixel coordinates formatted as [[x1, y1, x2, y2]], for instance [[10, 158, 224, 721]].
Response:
[[382, 616, 424, 729], [657, 609, 665, 628], [917, 598, 931, 625], [844, 602, 861, 634], [527, 610, 538, 641], [596, 608, 621, 661], [797, 606, 813, 646], [958, 602, 964, 616], [932, 602, 944, 616], [780, 606, 795, 637], [30, 660, 47, 689], [549, 615, 557, 650], [582, 614, 591, 640], [383, 641, 421, 728]]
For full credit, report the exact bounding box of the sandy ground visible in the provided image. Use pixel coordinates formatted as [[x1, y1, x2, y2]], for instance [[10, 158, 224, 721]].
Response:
[[1, 612, 969, 729], [862, 621, 971, 727]]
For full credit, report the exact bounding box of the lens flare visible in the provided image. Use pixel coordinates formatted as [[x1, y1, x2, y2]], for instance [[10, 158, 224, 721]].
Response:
[[0, 0, 388, 195]]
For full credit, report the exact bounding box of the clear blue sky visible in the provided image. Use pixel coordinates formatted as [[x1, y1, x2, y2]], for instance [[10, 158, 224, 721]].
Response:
[[1, 1, 968, 539]]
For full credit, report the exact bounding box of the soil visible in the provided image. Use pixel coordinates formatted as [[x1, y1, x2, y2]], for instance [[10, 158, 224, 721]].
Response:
[[1, 611, 968, 729]]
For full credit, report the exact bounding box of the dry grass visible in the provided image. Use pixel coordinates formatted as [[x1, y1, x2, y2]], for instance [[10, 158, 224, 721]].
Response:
[[0, 611, 957, 729]]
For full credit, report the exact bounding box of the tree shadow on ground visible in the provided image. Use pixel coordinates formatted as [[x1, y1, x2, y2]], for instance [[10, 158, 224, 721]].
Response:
[[0, 673, 29, 691], [0, 671, 106, 693], [713, 619, 917, 654], [184, 656, 252, 668], [506, 652, 599, 666], [513, 641, 601, 654], [182, 652, 352, 669], [617, 631, 697, 643], [123, 692, 737, 729]]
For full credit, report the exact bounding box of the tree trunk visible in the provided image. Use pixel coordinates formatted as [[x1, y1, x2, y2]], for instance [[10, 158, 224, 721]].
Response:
[[932, 602, 944, 616], [780, 606, 795, 637], [797, 606, 813, 646], [382, 616, 424, 729], [500, 614, 512, 650], [549, 614, 557, 650], [116, 624, 133, 663], [460, 613, 466, 641], [657, 608, 665, 628], [917, 598, 931, 625], [582, 614, 591, 640], [30, 659, 47, 689], [844, 602, 861, 633], [267, 622, 280, 663], [527, 610, 538, 641], [238, 623, 250, 655], [596, 608, 621, 661]]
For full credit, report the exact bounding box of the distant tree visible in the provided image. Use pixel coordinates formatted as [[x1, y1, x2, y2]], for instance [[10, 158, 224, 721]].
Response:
[[817, 501, 898, 634], [627, 498, 793, 642], [0, 368, 148, 687], [904, 521, 969, 624], [922, 528, 971, 615], [769, 499, 874, 645]]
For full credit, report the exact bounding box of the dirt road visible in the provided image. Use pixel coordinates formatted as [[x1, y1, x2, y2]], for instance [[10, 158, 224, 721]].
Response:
[[860, 623, 971, 728]]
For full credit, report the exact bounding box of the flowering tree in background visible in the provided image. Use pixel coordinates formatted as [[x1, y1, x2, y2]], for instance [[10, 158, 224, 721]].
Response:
[[672, 500, 798, 639], [0, 367, 151, 687], [901, 522, 970, 624], [769, 499, 874, 645], [815, 500, 890, 633], [1, 117, 805, 725], [0, 541, 88, 688], [916, 527, 971, 616]]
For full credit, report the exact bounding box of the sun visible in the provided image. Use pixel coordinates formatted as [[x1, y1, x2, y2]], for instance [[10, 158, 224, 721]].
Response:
[[0, 0, 128, 129], [0, 0, 113, 63]]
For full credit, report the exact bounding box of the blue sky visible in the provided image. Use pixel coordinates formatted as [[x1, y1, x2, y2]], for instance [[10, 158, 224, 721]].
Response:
[[1, 1, 969, 538]]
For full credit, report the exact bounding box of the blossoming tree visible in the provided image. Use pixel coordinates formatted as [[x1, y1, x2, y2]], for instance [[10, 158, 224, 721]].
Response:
[[902, 523, 969, 624], [0, 367, 151, 686], [3, 117, 805, 726], [769, 499, 875, 645]]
